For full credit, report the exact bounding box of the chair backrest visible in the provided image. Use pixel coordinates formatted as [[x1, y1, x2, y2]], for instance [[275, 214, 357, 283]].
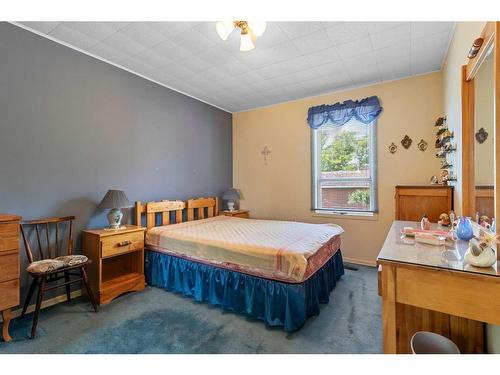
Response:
[[20, 216, 75, 264]]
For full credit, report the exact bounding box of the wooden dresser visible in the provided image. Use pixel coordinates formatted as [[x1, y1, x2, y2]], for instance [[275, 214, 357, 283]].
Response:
[[0, 213, 21, 342], [378, 220, 500, 353], [82, 225, 146, 305], [395, 185, 453, 222]]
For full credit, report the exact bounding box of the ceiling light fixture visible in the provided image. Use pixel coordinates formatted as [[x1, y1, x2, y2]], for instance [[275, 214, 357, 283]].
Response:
[[215, 21, 266, 52]]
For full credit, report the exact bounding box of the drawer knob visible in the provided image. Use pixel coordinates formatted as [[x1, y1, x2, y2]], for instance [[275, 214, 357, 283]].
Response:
[[118, 240, 132, 247]]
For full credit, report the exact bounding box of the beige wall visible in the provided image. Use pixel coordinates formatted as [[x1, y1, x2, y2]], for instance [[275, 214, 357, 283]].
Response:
[[474, 58, 494, 186], [442, 22, 487, 214], [233, 72, 442, 265]]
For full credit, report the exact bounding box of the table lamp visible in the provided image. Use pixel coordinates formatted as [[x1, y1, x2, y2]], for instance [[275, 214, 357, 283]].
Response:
[[222, 188, 240, 212], [98, 189, 132, 230]]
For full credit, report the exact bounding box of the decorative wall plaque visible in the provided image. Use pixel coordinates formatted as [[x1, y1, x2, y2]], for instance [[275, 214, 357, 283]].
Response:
[[475, 127, 488, 144], [401, 135, 412, 149], [417, 139, 428, 152], [388, 142, 397, 154]]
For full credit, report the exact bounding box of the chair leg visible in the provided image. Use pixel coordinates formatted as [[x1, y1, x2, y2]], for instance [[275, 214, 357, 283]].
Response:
[[81, 267, 98, 312], [64, 271, 71, 302], [21, 277, 38, 319], [30, 277, 46, 339]]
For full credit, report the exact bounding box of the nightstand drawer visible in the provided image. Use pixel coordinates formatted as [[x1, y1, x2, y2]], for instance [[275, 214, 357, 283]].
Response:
[[0, 223, 19, 252], [101, 231, 144, 258], [0, 251, 18, 283]]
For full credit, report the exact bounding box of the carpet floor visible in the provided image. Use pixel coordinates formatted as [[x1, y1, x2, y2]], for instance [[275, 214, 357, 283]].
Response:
[[0, 264, 381, 354]]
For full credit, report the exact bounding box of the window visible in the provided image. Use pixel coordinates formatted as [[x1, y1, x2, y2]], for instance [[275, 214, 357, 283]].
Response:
[[312, 118, 377, 214]]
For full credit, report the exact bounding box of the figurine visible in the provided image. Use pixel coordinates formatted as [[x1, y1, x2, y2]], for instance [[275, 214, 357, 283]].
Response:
[[430, 175, 439, 184], [420, 214, 431, 230], [438, 213, 451, 227], [449, 210, 456, 224], [479, 215, 491, 229], [464, 229, 498, 268]]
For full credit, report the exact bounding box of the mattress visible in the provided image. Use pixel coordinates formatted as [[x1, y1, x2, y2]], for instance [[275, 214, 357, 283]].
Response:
[[145, 216, 343, 283]]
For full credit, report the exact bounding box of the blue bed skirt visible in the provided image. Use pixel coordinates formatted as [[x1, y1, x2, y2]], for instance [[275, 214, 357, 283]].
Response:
[[145, 250, 344, 332]]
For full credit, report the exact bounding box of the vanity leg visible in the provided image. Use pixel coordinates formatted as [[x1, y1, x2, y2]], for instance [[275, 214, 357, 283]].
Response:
[[382, 265, 397, 353], [1, 309, 13, 342]]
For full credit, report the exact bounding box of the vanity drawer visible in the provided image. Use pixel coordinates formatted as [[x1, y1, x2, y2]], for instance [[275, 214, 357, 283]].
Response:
[[0, 279, 19, 311], [101, 231, 144, 258], [0, 251, 18, 283], [0, 223, 19, 252]]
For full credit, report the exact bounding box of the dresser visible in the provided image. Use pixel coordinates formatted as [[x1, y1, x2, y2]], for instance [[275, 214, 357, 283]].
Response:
[[395, 185, 454, 222], [0, 213, 21, 342], [377, 221, 500, 353], [82, 225, 146, 305]]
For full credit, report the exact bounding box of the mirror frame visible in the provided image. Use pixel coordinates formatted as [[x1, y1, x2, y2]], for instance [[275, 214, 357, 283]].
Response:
[[461, 21, 499, 260]]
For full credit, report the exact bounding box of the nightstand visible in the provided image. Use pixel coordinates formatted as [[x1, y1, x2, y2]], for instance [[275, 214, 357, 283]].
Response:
[[222, 210, 250, 219], [82, 225, 146, 305]]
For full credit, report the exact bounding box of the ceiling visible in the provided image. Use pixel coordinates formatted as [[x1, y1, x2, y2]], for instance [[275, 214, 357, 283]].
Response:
[[15, 21, 454, 113]]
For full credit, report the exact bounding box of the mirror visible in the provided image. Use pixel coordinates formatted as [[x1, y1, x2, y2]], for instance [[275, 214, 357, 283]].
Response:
[[473, 43, 495, 227]]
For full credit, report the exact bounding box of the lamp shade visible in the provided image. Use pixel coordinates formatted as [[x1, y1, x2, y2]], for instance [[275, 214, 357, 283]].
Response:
[[222, 188, 240, 201], [98, 190, 132, 209]]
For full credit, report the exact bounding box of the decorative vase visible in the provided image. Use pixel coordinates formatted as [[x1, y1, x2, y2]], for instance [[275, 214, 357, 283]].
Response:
[[464, 246, 496, 268], [456, 217, 474, 241], [107, 208, 123, 229]]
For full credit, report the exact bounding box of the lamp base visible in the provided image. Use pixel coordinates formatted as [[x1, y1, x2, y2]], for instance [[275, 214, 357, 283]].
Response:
[[107, 208, 124, 230], [227, 201, 235, 212]]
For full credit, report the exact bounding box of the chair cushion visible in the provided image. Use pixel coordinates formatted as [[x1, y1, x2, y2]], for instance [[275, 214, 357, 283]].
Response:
[[26, 255, 88, 274], [55, 255, 88, 267], [26, 259, 66, 274]]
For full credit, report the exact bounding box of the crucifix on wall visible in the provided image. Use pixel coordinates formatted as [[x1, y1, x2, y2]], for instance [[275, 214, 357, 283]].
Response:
[[261, 146, 271, 165]]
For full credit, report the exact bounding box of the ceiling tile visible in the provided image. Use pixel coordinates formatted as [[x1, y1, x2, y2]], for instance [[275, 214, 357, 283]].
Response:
[[254, 23, 290, 49], [292, 29, 332, 54], [277, 22, 324, 39], [49, 24, 99, 50], [19, 21, 59, 34], [411, 22, 454, 38], [370, 23, 411, 50], [366, 22, 406, 35], [150, 39, 192, 61], [101, 32, 148, 56], [59, 22, 119, 41], [325, 22, 369, 45], [336, 37, 374, 59], [118, 23, 168, 47], [15, 21, 455, 112]]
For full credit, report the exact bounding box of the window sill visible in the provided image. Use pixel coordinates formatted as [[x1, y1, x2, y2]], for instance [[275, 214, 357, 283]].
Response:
[[311, 210, 379, 221]]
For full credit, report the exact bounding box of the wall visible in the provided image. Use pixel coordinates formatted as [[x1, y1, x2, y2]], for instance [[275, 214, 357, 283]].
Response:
[[474, 58, 494, 186], [233, 72, 443, 265], [442, 22, 486, 214], [0, 23, 232, 300]]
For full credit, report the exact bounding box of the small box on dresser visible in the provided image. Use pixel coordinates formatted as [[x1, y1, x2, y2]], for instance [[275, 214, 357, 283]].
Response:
[[0, 213, 21, 342], [82, 225, 146, 305]]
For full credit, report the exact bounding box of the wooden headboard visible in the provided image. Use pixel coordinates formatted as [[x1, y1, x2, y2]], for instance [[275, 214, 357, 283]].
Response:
[[135, 197, 219, 229]]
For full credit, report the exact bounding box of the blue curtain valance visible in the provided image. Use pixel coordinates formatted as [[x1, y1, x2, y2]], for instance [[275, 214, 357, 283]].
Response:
[[307, 95, 382, 129]]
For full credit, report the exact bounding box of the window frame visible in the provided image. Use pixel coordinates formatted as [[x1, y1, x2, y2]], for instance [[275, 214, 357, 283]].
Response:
[[311, 119, 378, 215]]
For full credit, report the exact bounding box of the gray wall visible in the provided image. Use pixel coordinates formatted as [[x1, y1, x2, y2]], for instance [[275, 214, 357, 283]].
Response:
[[0, 23, 232, 301]]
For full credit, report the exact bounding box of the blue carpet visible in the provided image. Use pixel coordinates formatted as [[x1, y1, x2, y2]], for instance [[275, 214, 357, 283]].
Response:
[[0, 265, 381, 354]]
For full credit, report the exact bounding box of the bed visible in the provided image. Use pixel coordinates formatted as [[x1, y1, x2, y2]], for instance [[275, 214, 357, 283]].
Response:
[[135, 197, 345, 331]]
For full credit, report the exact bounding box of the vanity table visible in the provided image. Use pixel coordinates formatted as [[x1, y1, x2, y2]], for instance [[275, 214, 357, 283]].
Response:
[[377, 220, 500, 353]]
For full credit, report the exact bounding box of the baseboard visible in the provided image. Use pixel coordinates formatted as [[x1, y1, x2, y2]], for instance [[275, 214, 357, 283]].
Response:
[[342, 257, 377, 267], [0, 289, 82, 322]]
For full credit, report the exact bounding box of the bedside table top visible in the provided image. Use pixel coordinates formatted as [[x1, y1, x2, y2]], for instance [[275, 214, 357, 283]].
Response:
[[82, 225, 146, 237], [223, 210, 249, 215]]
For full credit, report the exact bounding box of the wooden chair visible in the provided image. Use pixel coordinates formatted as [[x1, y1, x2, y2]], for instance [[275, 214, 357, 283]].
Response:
[[20, 216, 97, 338]]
